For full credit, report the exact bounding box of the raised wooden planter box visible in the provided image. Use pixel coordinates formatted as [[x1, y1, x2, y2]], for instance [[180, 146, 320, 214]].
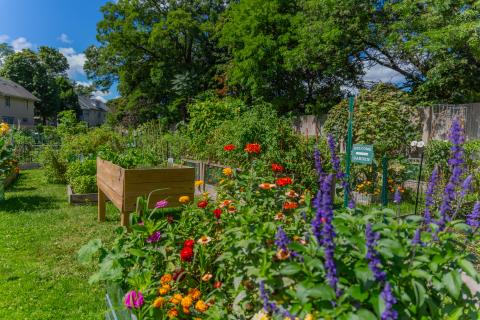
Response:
[[67, 185, 98, 205], [97, 158, 195, 227]]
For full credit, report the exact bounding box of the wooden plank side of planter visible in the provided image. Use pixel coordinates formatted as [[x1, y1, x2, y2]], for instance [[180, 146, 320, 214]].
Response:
[[97, 158, 125, 211], [97, 178, 124, 210], [67, 185, 98, 205], [123, 167, 194, 212]]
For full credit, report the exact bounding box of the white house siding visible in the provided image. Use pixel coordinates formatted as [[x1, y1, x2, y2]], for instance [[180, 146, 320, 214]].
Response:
[[0, 95, 35, 128]]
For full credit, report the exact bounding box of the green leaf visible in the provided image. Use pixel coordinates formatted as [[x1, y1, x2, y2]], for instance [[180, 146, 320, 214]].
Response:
[[458, 259, 478, 280], [128, 248, 147, 257], [347, 285, 369, 302], [305, 284, 335, 300], [356, 309, 377, 320], [412, 280, 426, 307], [77, 239, 103, 264], [354, 263, 374, 283], [280, 263, 303, 276], [443, 271, 462, 299], [411, 269, 431, 281]]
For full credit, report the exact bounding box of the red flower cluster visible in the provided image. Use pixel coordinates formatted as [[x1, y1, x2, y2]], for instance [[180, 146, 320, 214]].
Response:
[[244, 143, 261, 154], [224, 144, 236, 151], [283, 202, 298, 210], [213, 208, 222, 219], [197, 200, 208, 209], [276, 177, 293, 187], [271, 163, 284, 172], [180, 240, 194, 262]]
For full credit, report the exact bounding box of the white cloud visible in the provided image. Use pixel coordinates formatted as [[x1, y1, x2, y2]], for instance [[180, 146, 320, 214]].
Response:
[[58, 33, 72, 44], [362, 63, 405, 84], [11, 37, 33, 52], [59, 47, 86, 77], [0, 34, 9, 43], [93, 90, 109, 103], [75, 80, 93, 87]]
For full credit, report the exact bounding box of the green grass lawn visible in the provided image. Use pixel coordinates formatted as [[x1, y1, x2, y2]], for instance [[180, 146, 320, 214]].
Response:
[[0, 169, 119, 319]]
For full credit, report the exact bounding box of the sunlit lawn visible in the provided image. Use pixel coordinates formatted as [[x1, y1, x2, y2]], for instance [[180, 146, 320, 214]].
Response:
[[0, 170, 119, 319]]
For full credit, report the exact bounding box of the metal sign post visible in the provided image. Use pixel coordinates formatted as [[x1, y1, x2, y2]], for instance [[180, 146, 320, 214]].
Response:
[[344, 96, 355, 208]]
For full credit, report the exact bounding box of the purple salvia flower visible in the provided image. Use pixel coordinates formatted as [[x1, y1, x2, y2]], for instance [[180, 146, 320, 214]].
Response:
[[437, 119, 466, 230], [460, 175, 473, 198], [348, 198, 356, 209], [327, 134, 344, 180], [311, 177, 331, 245], [424, 166, 439, 226], [259, 281, 294, 318], [393, 189, 401, 204], [381, 283, 398, 320], [274, 227, 290, 251], [320, 174, 340, 296], [146, 231, 161, 243], [365, 223, 386, 282], [466, 202, 480, 228], [411, 228, 424, 246]]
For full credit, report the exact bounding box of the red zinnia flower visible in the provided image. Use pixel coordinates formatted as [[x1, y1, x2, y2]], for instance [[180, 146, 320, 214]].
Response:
[[276, 177, 293, 187], [283, 202, 298, 210], [224, 144, 236, 151], [214, 281, 222, 289], [197, 200, 208, 209], [271, 163, 284, 172], [184, 239, 195, 248], [244, 143, 261, 154], [180, 246, 194, 262], [213, 208, 222, 219]]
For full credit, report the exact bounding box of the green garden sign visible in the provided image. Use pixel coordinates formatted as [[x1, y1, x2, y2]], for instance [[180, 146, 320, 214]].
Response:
[[351, 144, 374, 164]]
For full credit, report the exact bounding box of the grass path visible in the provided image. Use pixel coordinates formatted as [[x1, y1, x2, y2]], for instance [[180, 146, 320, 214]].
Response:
[[0, 170, 119, 319]]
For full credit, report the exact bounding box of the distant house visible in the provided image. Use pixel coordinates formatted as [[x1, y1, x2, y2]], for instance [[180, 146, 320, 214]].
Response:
[[0, 77, 39, 128], [78, 95, 110, 126]]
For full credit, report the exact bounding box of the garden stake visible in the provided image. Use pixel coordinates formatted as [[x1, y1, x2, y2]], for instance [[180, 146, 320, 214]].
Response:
[[414, 151, 424, 216], [344, 96, 354, 208]]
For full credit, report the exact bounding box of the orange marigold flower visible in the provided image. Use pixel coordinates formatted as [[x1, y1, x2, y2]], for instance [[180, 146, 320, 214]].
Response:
[[179, 196, 190, 204], [170, 293, 183, 305], [188, 288, 201, 300], [153, 296, 165, 308], [195, 180, 204, 187], [181, 295, 193, 308], [160, 274, 173, 284], [158, 284, 171, 295], [223, 167, 233, 176], [195, 300, 209, 312], [167, 308, 179, 318], [259, 183, 276, 190], [227, 205, 236, 213], [244, 143, 261, 154], [283, 202, 298, 210], [219, 199, 233, 208]]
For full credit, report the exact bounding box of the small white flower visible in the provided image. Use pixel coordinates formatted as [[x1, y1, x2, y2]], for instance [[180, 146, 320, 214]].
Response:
[[410, 141, 418, 147], [417, 141, 425, 148]]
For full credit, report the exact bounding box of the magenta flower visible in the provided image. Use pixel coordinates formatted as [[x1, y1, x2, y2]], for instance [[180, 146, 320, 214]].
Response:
[[155, 200, 168, 209], [146, 231, 161, 243], [124, 290, 144, 309]]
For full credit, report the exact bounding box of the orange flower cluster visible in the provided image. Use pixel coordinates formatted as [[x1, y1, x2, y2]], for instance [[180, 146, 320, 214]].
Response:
[[283, 202, 298, 210], [276, 177, 293, 187], [155, 273, 211, 318]]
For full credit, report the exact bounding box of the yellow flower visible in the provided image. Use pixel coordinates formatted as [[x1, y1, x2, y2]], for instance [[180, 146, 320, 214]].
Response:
[[304, 314, 314, 320], [179, 195, 190, 204], [195, 180, 204, 187], [167, 308, 179, 318], [195, 300, 208, 312], [170, 293, 183, 305], [222, 167, 233, 176], [181, 295, 193, 308], [153, 296, 165, 308], [160, 274, 173, 284], [188, 288, 201, 300], [0, 123, 9, 135], [158, 284, 171, 295]]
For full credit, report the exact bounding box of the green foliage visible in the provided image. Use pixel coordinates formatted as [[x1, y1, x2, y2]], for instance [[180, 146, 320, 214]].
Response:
[[324, 84, 419, 157], [56, 110, 87, 138], [38, 146, 67, 183], [65, 160, 97, 194], [424, 140, 451, 178]]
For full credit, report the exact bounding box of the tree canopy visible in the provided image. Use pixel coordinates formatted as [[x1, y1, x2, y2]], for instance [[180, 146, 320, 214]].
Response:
[[84, 0, 480, 125]]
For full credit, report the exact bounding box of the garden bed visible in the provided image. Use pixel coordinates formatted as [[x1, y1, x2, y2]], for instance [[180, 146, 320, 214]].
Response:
[[96, 158, 194, 226], [67, 184, 98, 205]]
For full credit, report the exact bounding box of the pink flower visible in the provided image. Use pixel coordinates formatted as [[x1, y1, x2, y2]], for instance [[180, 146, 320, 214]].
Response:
[[124, 290, 144, 309], [146, 231, 161, 243], [155, 200, 169, 209]]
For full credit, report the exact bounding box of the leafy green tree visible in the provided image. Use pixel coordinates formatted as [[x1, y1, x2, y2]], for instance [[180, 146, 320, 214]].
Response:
[[0, 43, 14, 66], [362, 0, 480, 103], [219, 0, 365, 114], [56, 77, 81, 115], [38, 46, 69, 76], [84, 0, 230, 123]]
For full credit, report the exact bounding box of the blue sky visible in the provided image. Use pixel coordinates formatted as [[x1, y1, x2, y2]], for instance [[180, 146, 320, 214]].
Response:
[[0, 0, 118, 101]]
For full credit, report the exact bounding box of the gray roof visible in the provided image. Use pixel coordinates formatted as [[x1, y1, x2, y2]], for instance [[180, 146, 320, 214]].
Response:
[[78, 95, 110, 112], [0, 77, 40, 102]]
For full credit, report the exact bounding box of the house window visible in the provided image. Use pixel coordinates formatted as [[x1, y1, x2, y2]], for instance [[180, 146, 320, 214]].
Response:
[[22, 118, 28, 123], [5, 96, 11, 107]]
